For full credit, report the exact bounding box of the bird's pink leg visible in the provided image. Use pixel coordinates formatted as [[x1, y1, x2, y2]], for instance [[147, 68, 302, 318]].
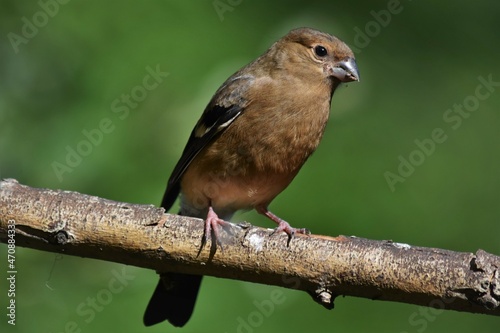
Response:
[[256, 206, 310, 239], [203, 206, 232, 249]]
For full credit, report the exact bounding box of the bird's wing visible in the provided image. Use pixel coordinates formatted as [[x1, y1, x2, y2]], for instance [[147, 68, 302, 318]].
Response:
[[161, 74, 254, 210]]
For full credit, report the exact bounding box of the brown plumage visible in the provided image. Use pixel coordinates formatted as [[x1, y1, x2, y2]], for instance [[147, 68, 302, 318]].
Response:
[[144, 27, 359, 328]]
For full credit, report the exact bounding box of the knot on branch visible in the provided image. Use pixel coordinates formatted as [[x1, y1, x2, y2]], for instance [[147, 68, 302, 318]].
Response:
[[53, 230, 70, 245], [309, 287, 336, 310], [454, 251, 500, 310]]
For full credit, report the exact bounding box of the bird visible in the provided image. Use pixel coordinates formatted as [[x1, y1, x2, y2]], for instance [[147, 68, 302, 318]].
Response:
[[143, 27, 359, 328]]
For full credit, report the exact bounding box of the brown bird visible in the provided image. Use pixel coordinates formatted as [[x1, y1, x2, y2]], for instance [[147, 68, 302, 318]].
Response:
[[143, 27, 359, 328]]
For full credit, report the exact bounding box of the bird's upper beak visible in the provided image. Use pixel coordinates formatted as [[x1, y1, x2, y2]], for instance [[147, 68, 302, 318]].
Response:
[[331, 57, 360, 82]]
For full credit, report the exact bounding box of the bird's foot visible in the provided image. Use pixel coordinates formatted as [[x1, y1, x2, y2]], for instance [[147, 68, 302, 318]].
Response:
[[256, 206, 310, 246], [202, 206, 232, 250], [272, 220, 311, 238]]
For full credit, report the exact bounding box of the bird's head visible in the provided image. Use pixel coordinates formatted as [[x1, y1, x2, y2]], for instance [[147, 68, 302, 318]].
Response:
[[274, 27, 359, 86]]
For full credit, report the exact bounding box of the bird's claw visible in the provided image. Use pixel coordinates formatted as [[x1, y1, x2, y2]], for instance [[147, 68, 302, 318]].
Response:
[[201, 207, 231, 251], [271, 220, 310, 246]]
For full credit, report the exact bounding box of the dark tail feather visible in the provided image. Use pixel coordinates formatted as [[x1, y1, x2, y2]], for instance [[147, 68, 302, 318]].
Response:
[[143, 272, 203, 327]]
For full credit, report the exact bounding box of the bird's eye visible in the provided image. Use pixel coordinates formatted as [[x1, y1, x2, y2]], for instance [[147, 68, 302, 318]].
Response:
[[314, 45, 328, 57]]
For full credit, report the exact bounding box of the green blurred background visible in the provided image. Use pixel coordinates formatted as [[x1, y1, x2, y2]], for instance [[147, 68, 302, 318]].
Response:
[[1, 1, 499, 332]]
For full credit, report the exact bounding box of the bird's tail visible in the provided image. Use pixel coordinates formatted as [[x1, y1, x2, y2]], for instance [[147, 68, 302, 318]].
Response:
[[143, 272, 203, 327], [143, 203, 204, 328], [143, 202, 233, 327]]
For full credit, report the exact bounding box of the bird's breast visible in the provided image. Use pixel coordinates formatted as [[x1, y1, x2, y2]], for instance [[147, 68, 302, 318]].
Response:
[[181, 166, 297, 215], [181, 78, 332, 213]]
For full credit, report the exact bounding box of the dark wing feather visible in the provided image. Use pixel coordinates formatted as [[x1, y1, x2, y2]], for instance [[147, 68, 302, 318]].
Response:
[[161, 74, 253, 210]]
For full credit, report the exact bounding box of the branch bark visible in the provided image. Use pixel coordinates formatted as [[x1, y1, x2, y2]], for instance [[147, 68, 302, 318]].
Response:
[[0, 178, 499, 316]]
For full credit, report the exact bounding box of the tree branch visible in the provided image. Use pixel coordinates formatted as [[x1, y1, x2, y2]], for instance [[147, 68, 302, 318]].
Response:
[[0, 178, 499, 316]]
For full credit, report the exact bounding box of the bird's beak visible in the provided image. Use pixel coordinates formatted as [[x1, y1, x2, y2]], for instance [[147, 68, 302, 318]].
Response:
[[331, 57, 360, 82]]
